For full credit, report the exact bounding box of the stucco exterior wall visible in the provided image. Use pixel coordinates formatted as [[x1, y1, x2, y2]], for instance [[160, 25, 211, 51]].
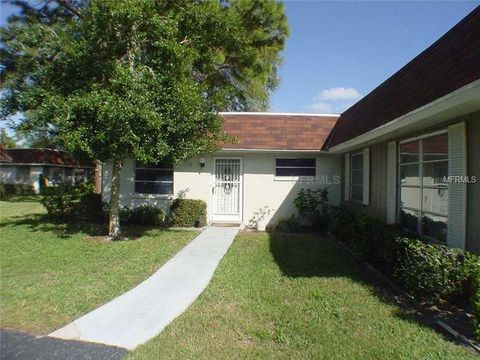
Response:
[[102, 152, 342, 227]]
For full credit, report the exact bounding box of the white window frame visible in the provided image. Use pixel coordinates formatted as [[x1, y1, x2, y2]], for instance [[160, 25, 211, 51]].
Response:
[[397, 129, 448, 240], [134, 161, 173, 195], [350, 152, 364, 203]]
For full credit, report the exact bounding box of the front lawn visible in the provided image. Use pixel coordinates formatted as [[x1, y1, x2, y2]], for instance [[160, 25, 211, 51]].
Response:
[[0, 197, 196, 334], [129, 232, 476, 359]]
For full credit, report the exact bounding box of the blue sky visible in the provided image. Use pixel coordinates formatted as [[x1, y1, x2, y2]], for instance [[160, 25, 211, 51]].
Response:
[[270, 1, 478, 114], [1, 1, 478, 116]]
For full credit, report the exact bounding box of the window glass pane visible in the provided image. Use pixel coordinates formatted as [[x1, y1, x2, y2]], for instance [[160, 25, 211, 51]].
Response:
[[351, 169, 363, 186], [400, 164, 420, 186], [351, 154, 363, 170], [422, 213, 447, 243], [135, 181, 173, 194], [400, 141, 419, 163], [276, 167, 315, 177], [422, 188, 448, 215], [135, 169, 173, 182], [276, 158, 315, 167], [351, 185, 363, 202], [423, 161, 448, 187], [400, 208, 419, 233], [400, 186, 420, 210], [16, 167, 30, 182], [423, 134, 448, 161]]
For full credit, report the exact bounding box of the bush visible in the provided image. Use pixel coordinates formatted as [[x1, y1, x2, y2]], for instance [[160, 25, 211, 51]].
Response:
[[270, 215, 301, 233], [41, 183, 103, 221], [169, 199, 207, 227], [0, 184, 5, 199], [332, 206, 480, 339], [293, 188, 330, 229], [1, 183, 35, 196], [120, 205, 164, 226], [394, 238, 468, 300]]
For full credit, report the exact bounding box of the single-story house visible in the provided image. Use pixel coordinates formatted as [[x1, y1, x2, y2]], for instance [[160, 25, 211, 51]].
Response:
[[0, 147, 94, 193], [102, 7, 480, 253]]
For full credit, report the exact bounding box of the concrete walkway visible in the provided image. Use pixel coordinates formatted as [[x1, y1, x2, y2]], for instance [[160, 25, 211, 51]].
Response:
[[49, 226, 239, 350]]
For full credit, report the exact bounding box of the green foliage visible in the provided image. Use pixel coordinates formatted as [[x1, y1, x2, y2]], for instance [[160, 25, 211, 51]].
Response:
[[332, 206, 480, 337], [169, 199, 207, 228], [271, 215, 302, 233], [120, 205, 165, 227], [293, 188, 330, 229], [394, 238, 469, 300], [0, 128, 16, 148], [1, 183, 35, 196], [41, 183, 102, 221]]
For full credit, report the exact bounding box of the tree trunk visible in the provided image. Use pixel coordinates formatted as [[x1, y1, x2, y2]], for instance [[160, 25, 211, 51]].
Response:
[[108, 160, 122, 240], [93, 160, 101, 194]]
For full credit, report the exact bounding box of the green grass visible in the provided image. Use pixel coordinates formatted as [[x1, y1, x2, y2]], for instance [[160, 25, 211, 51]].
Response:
[[129, 232, 476, 360], [0, 196, 196, 334]]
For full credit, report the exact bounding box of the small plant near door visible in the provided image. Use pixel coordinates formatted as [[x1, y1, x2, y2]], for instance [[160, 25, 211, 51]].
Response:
[[249, 206, 274, 231]]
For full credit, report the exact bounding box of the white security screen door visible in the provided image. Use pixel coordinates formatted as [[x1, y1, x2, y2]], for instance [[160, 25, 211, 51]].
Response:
[[213, 158, 242, 222]]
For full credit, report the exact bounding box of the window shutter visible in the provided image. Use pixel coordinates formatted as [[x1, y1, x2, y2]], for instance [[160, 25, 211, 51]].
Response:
[[363, 148, 370, 205], [344, 154, 350, 201], [447, 122, 467, 250], [386, 142, 397, 223]]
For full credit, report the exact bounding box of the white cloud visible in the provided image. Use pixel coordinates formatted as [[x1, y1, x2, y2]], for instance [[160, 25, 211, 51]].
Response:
[[307, 87, 362, 114], [315, 87, 362, 101]]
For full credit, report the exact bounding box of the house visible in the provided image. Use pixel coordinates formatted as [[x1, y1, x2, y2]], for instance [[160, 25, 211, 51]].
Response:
[[102, 7, 480, 253], [0, 147, 94, 193]]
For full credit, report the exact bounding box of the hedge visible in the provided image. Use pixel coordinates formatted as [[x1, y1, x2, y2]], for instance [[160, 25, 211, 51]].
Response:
[[0, 183, 35, 197], [330, 205, 480, 340], [120, 205, 164, 226], [169, 199, 207, 227]]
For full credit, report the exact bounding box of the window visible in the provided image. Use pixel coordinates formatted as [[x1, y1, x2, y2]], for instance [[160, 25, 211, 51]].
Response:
[[135, 161, 173, 195], [350, 153, 364, 202], [16, 167, 30, 183], [275, 158, 316, 177], [399, 132, 448, 242]]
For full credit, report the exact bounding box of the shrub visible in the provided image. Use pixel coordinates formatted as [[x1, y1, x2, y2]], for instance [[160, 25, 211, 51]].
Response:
[[271, 215, 301, 233], [2, 183, 35, 196], [41, 183, 102, 221], [0, 184, 5, 199], [169, 199, 207, 227], [293, 187, 330, 229], [394, 238, 468, 300], [120, 205, 164, 226]]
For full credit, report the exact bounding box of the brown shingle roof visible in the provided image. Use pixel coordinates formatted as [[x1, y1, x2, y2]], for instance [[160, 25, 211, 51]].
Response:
[[221, 113, 338, 150], [323, 6, 480, 149], [4, 149, 93, 167]]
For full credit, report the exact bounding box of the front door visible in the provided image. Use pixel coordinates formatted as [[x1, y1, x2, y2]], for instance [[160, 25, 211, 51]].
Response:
[[212, 158, 243, 222]]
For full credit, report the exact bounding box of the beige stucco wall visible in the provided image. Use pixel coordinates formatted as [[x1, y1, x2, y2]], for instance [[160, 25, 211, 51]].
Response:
[[102, 152, 342, 227]]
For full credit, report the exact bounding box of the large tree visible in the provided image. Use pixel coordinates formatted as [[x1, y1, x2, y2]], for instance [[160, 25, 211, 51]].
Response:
[[1, 0, 289, 238]]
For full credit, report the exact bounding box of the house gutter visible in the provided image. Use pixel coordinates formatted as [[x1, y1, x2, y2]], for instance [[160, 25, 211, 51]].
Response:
[[326, 79, 480, 154]]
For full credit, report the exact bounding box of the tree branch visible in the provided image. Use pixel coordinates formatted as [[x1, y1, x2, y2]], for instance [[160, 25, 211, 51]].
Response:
[[55, 0, 82, 18]]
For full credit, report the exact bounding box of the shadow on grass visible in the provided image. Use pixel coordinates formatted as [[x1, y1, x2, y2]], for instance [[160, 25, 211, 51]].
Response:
[[267, 231, 472, 348], [0, 195, 41, 203], [0, 212, 163, 240]]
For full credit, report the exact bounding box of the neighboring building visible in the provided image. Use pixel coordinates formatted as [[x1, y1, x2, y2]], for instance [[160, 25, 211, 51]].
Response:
[[0, 147, 94, 193], [102, 8, 480, 253]]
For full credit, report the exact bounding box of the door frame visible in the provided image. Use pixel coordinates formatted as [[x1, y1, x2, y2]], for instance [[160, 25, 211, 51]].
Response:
[[211, 156, 244, 223]]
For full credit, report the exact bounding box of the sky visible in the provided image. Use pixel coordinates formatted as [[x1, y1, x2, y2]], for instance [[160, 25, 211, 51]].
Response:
[[270, 1, 479, 114], [1, 1, 479, 117]]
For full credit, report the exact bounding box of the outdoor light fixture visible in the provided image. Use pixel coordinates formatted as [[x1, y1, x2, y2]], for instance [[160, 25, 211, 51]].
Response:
[[199, 157, 206, 168]]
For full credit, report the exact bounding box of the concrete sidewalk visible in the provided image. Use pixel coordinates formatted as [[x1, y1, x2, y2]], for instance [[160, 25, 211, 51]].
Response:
[[49, 226, 239, 350]]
